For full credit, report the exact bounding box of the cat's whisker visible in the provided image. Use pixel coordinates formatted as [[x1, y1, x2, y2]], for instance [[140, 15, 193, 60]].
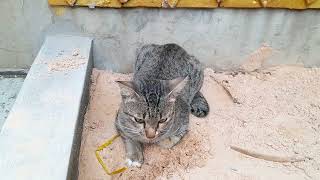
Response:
[[119, 127, 140, 134], [115, 123, 141, 133], [167, 125, 181, 136]]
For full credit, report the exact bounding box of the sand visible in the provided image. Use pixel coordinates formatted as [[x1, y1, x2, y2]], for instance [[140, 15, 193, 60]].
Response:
[[47, 49, 86, 72], [79, 63, 320, 179]]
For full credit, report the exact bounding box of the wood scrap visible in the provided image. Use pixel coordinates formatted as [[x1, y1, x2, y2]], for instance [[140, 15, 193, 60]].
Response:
[[230, 145, 306, 163], [209, 75, 240, 104]]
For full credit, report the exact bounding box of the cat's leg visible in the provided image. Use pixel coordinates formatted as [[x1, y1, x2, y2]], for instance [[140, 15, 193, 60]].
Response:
[[123, 137, 144, 167], [157, 129, 187, 149], [190, 91, 209, 117]]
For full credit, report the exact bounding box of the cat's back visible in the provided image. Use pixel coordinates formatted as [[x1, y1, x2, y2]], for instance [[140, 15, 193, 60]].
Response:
[[134, 43, 202, 80]]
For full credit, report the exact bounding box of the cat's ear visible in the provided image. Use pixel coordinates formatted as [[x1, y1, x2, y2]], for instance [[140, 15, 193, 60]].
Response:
[[116, 81, 139, 101], [166, 76, 189, 101]]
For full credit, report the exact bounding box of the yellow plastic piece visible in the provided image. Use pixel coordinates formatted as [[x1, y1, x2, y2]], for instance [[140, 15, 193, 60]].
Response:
[[95, 134, 127, 176]]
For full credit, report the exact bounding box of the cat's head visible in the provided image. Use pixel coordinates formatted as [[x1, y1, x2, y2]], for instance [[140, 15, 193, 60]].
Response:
[[116, 77, 188, 142]]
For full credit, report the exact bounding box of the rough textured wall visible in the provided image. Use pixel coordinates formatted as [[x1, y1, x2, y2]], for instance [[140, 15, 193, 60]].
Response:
[[1, 0, 320, 72]]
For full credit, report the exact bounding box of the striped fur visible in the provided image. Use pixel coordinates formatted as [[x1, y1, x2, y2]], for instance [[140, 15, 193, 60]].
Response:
[[115, 43, 209, 167]]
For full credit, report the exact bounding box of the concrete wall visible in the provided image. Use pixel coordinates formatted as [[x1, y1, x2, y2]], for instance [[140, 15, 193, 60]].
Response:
[[1, 0, 320, 72]]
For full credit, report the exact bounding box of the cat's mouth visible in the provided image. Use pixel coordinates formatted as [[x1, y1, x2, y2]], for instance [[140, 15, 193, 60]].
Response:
[[140, 137, 156, 144], [142, 131, 167, 144]]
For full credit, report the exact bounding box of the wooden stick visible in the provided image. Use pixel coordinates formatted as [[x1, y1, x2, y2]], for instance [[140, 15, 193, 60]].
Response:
[[230, 145, 305, 163], [209, 75, 240, 104]]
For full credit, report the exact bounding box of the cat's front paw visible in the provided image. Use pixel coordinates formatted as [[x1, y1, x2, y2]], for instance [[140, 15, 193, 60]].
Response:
[[191, 105, 209, 117], [126, 152, 144, 168], [126, 158, 142, 168], [158, 136, 181, 149], [191, 92, 209, 118]]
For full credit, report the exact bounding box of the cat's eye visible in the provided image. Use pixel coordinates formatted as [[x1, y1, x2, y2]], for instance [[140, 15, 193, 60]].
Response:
[[134, 117, 145, 124], [159, 118, 167, 123]]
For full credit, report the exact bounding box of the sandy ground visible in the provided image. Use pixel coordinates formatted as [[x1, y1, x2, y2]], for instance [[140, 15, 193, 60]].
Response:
[[78, 63, 320, 180]]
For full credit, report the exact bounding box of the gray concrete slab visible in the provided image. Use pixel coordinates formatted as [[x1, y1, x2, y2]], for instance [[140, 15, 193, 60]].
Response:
[[0, 35, 92, 180], [0, 76, 25, 129]]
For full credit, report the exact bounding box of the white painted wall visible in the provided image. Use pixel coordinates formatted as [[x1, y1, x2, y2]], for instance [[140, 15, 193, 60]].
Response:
[[1, 0, 320, 72]]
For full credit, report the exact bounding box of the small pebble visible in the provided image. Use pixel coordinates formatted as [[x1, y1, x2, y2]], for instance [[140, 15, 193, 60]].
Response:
[[72, 50, 79, 56], [230, 168, 238, 172], [266, 142, 272, 146], [89, 125, 96, 129]]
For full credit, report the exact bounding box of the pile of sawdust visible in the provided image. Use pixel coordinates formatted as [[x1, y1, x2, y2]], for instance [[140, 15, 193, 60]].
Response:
[[78, 70, 211, 180], [47, 49, 86, 72], [197, 66, 320, 180], [79, 64, 320, 180], [120, 119, 211, 180], [240, 43, 273, 72], [78, 43, 320, 179]]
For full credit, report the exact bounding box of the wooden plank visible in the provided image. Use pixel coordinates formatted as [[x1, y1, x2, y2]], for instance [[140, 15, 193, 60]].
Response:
[[124, 0, 218, 8], [220, 0, 261, 8], [48, 0, 320, 8], [48, 0, 68, 5], [122, 0, 162, 8], [81, 0, 122, 7], [265, 0, 307, 9], [176, 0, 217, 8], [48, 0, 122, 8], [48, 0, 217, 8], [308, 0, 320, 8]]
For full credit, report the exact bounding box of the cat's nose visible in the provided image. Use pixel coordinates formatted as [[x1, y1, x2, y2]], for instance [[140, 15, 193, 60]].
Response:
[[145, 128, 156, 139]]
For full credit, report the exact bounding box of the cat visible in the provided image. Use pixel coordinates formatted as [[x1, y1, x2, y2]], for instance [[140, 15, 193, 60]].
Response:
[[115, 43, 209, 167]]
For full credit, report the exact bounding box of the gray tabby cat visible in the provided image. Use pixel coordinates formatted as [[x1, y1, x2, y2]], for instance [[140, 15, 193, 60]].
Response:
[[115, 43, 209, 167]]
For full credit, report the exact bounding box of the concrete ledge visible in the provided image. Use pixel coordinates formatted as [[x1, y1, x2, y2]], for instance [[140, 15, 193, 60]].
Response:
[[0, 35, 93, 180]]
